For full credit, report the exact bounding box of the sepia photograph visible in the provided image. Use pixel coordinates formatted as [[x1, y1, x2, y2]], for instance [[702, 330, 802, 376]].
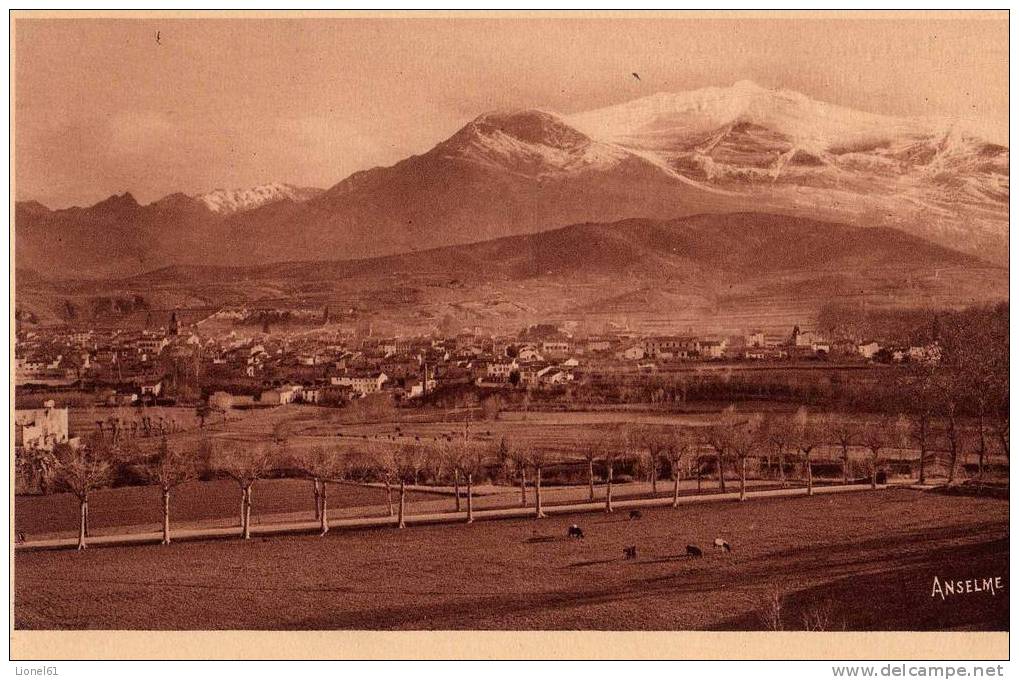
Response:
[[9, 9, 1010, 662]]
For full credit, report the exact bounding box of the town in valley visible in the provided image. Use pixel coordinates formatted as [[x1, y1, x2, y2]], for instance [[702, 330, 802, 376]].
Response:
[[11, 13, 1009, 640]]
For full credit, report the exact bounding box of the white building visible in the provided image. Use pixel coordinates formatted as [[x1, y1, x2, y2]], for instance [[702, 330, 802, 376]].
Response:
[[541, 341, 572, 359], [15, 401, 70, 451], [541, 370, 574, 385], [517, 347, 544, 362], [792, 327, 822, 348], [858, 341, 881, 359], [618, 345, 645, 361], [486, 360, 518, 381], [745, 330, 766, 348], [331, 372, 389, 396], [700, 339, 728, 359], [408, 378, 438, 398], [260, 384, 303, 405]]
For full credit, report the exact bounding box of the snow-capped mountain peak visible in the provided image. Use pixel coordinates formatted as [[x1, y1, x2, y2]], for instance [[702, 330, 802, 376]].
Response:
[[558, 80, 1006, 261], [567, 80, 931, 157], [195, 183, 322, 214], [438, 108, 632, 175]]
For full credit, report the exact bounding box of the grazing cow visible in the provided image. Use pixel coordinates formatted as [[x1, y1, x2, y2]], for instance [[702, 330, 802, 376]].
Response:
[[567, 525, 585, 539], [686, 544, 703, 558], [713, 538, 732, 552], [628, 509, 643, 520], [623, 546, 638, 560]]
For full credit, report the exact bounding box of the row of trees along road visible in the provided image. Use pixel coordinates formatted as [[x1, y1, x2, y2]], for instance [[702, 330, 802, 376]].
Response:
[[899, 303, 1009, 485], [31, 306, 1003, 547], [32, 384, 1006, 551], [30, 297, 1013, 550]]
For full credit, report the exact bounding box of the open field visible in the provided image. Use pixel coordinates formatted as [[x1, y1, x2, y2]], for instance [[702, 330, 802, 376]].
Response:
[[117, 405, 1001, 476], [14, 479, 438, 540], [15, 475, 790, 542], [24, 404, 1005, 483], [14, 488, 1008, 630], [16, 403, 1002, 541]]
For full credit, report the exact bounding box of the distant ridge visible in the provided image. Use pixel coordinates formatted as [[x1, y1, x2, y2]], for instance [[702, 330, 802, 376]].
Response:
[[16, 213, 1006, 331], [196, 183, 323, 214], [15, 81, 1008, 278]]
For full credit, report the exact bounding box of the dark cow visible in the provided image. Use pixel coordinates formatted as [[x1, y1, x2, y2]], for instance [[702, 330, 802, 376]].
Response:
[[567, 525, 585, 539], [713, 538, 732, 552], [623, 546, 638, 560], [628, 509, 643, 520], [686, 544, 703, 558]]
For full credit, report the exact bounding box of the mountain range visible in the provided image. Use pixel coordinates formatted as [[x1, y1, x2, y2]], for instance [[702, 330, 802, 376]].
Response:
[[15, 213, 1007, 334], [195, 183, 324, 214], [15, 81, 1009, 280]]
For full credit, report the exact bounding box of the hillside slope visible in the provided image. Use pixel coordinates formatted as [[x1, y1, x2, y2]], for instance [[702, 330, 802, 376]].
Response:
[[17, 213, 1007, 334], [16, 83, 1007, 277]]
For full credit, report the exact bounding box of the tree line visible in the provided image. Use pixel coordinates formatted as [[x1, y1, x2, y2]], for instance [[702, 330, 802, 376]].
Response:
[[25, 389, 1006, 552]]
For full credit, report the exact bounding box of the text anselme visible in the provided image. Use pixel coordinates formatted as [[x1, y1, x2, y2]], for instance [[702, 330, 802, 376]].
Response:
[[931, 576, 1004, 600]]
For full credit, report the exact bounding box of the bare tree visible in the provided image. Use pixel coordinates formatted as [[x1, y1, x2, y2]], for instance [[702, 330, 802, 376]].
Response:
[[979, 305, 1009, 459], [296, 446, 348, 535], [345, 447, 373, 486], [909, 408, 933, 485], [627, 423, 668, 495], [603, 446, 617, 513], [974, 417, 989, 481], [365, 438, 397, 516], [437, 422, 473, 518], [396, 443, 424, 529], [17, 445, 54, 495], [990, 389, 1009, 460], [860, 417, 895, 490], [447, 438, 463, 512], [46, 437, 114, 550], [938, 302, 1008, 466], [271, 419, 293, 449], [216, 442, 276, 539], [495, 436, 512, 484], [942, 398, 963, 485], [143, 436, 199, 544], [830, 418, 861, 485], [531, 448, 549, 519], [421, 440, 447, 491], [580, 436, 599, 502], [729, 413, 764, 502], [481, 394, 503, 421], [664, 427, 696, 507], [703, 409, 736, 492], [459, 441, 485, 524], [794, 409, 833, 496], [505, 440, 529, 508], [762, 413, 794, 487], [705, 407, 762, 501], [933, 324, 965, 483], [271, 418, 306, 508], [903, 362, 938, 485], [589, 424, 623, 511]]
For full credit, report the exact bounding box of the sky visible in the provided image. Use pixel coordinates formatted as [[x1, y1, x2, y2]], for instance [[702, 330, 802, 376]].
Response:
[[14, 12, 1009, 208]]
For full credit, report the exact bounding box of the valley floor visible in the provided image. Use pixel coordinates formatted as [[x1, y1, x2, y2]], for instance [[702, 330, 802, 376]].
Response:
[[14, 488, 1008, 631]]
